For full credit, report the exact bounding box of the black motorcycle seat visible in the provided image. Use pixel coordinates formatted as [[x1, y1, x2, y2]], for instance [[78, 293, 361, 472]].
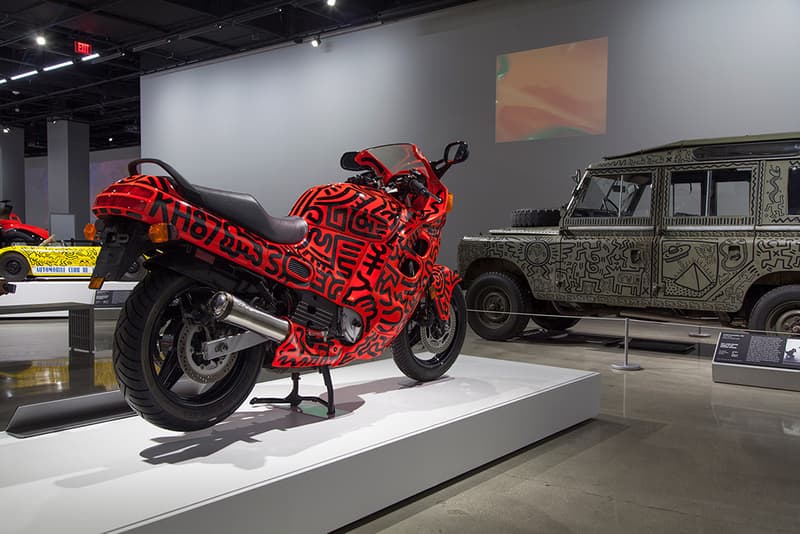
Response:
[[193, 185, 308, 245]]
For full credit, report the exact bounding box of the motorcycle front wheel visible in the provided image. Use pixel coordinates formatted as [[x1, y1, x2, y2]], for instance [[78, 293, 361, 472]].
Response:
[[391, 288, 466, 382], [113, 270, 265, 431]]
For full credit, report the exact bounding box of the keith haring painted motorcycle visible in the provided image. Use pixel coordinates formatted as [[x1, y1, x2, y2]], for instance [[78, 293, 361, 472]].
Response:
[[88, 141, 469, 431]]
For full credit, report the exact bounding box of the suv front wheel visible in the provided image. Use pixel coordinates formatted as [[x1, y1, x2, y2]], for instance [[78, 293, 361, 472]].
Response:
[[466, 272, 531, 341]]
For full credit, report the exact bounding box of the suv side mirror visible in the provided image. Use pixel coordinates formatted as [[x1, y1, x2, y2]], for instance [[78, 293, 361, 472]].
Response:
[[444, 141, 469, 164]]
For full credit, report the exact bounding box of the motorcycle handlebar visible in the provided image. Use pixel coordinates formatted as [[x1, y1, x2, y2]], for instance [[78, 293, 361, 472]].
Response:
[[408, 176, 441, 204]]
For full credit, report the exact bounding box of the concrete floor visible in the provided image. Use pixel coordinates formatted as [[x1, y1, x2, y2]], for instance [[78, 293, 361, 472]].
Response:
[[338, 328, 800, 534], [1, 317, 799, 532]]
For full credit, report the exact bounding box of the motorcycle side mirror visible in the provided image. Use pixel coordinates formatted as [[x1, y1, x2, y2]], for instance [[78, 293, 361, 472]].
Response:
[[444, 141, 469, 164], [341, 151, 368, 171]]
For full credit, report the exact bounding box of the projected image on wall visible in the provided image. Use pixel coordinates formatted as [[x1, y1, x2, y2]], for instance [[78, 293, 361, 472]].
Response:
[[496, 37, 608, 143]]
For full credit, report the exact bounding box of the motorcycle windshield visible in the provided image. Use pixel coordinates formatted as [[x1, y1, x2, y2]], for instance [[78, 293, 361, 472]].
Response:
[[357, 143, 428, 178]]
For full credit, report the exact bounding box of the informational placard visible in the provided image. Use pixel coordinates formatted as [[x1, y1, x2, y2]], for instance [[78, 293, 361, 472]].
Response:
[[714, 332, 800, 369], [94, 289, 132, 307]]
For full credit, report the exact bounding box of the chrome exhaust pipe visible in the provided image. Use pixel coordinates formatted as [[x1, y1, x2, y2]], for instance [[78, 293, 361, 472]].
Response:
[[209, 291, 290, 342]]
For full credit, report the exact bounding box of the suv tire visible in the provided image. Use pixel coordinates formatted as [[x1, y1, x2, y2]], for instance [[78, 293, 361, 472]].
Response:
[[510, 209, 560, 228], [466, 271, 531, 341], [748, 285, 800, 334]]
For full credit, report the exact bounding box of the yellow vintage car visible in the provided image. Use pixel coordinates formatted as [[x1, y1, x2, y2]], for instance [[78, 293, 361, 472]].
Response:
[[0, 244, 101, 280]]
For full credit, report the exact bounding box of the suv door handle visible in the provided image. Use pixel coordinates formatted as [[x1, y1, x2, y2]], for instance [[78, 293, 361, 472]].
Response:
[[726, 244, 742, 261], [629, 249, 642, 264]]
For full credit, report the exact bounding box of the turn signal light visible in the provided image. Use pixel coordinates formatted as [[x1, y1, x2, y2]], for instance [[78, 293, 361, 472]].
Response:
[[445, 193, 455, 213], [89, 277, 104, 289], [148, 223, 171, 243], [83, 223, 97, 241]]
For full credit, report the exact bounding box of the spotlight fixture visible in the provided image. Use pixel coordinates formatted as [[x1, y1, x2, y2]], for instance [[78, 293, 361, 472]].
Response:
[[108, 137, 113, 142], [327, 0, 336, 6], [2, 127, 10, 134], [311, 37, 320, 47], [35, 34, 46, 46]]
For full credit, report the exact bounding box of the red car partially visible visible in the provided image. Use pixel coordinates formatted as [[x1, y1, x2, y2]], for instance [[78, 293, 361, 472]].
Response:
[[0, 200, 49, 247]]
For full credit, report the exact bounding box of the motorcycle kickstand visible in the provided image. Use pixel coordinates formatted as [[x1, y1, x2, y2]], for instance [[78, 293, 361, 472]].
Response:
[[250, 365, 336, 417]]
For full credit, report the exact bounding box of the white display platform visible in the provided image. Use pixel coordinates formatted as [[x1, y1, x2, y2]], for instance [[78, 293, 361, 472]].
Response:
[[0, 355, 600, 534], [0, 280, 137, 318]]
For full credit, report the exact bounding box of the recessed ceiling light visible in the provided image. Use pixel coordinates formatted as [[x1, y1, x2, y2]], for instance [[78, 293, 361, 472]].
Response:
[[35, 34, 46, 46], [311, 37, 320, 47], [2, 128, 10, 134], [108, 137, 113, 142], [327, 0, 336, 6]]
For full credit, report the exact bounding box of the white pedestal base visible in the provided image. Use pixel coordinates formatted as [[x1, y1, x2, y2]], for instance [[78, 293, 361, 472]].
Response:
[[0, 356, 599, 533], [0, 279, 136, 318]]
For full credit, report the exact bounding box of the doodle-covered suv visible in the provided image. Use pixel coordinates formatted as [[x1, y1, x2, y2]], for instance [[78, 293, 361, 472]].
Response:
[[458, 132, 800, 339]]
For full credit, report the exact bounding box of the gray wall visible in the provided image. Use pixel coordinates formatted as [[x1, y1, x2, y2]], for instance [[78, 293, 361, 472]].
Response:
[[25, 145, 141, 231], [0, 128, 25, 218], [141, 0, 800, 267]]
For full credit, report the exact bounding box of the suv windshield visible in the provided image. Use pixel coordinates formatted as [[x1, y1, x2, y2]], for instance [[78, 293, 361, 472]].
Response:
[[572, 173, 652, 218]]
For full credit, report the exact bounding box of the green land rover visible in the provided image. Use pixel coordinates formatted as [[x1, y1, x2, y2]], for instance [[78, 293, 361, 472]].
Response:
[[458, 132, 800, 340]]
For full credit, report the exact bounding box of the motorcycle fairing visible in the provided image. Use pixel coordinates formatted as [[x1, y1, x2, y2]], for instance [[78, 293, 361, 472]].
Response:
[[430, 265, 461, 321], [93, 171, 445, 368]]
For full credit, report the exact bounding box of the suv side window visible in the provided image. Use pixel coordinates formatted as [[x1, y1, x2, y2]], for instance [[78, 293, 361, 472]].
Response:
[[787, 165, 800, 215], [670, 169, 751, 217], [573, 173, 652, 218]]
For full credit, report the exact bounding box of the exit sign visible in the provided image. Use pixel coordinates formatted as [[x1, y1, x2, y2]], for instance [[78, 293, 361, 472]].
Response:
[[74, 41, 93, 55]]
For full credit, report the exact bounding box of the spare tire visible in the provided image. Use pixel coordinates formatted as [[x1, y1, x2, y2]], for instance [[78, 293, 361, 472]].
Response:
[[510, 209, 560, 227]]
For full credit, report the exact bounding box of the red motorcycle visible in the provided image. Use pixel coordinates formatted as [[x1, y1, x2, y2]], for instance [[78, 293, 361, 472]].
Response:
[[88, 141, 469, 431]]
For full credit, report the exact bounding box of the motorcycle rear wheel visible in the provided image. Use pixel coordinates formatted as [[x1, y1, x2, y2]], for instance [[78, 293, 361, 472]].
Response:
[[391, 288, 466, 382], [113, 270, 265, 431]]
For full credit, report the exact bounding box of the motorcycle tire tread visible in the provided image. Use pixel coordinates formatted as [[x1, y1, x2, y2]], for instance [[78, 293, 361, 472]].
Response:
[[391, 288, 467, 382], [113, 270, 264, 431]]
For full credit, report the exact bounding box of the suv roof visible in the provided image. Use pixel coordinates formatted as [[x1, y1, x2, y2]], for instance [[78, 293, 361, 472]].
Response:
[[605, 131, 800, 160]]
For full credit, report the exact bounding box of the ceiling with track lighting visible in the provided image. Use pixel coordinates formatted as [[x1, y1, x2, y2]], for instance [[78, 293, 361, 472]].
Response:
[[0, 0, 475, 156]]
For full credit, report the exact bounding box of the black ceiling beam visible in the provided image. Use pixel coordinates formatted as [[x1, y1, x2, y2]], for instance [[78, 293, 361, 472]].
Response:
[[21, 94, 139, 122], [42, 0, 239, 52], [0, 70, 140, 111], [0, 8, 191, 66], [0, 0, 126, 47]]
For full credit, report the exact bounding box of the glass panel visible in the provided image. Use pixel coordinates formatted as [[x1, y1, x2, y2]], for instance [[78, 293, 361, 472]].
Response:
[[670, 170, 706, 216], [711, 169, 750, 216], [573, 175, 620, 217], [788, 167, 800, 215], [620, 173, 652, 217]]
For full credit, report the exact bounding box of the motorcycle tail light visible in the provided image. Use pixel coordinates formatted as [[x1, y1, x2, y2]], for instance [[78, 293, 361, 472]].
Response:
[[83, 223, 97, 241], [446, 193, 454, 213], [108, 184, 153, 199], [148, 223, 173, 243], [95, 194, 148, 212]]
